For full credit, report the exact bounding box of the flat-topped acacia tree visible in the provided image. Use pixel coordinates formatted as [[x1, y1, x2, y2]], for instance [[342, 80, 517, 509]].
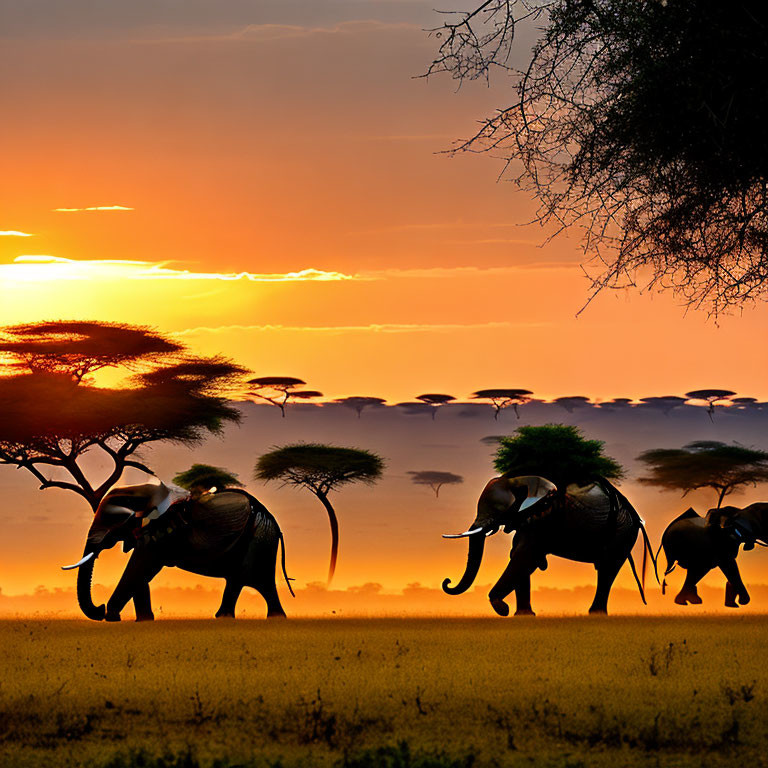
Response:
[[407, 470, 464, 498], [415, 394, 456, 420], [472, 388, 533, 420], [334, 396, 386, 418], [255, 444, 384, 582], [246, 376, 322, 417], [0, 321, 247, 513], [685, 389, 736, 421]]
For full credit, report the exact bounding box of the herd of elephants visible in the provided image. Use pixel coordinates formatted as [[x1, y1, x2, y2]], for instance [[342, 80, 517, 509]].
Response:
[[60, 469, 768, 621]]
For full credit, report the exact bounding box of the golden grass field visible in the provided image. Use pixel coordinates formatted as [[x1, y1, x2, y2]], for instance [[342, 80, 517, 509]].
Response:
[[1, 617, 767, 768]]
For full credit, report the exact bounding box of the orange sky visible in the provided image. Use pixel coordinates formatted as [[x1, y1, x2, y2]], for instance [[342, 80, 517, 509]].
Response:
[[2, 1, 768, 615]]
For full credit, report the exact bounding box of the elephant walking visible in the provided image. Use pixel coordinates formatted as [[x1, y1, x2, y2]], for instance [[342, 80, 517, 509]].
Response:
[[443, 476, 655, 615], [63, 481, 293, 621], [659, 504, 768, 607]]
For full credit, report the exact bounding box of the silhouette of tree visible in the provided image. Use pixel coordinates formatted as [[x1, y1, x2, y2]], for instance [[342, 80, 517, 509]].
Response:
[[639, 396, 687, 416], [598, 398, 633, 410], [246, 376, 322, 417], [553, 396, 591, 413], [0, 322, 246, 512], [472, 388, 532, 419], [426, 1, 768, 312], [494, 424, 623, 490], [685, 389, 736, 421], [637, 441, 768, 508], [416, 393, 456, 420], [254, 444, 384, 582], [172, 463, 243, 498], [407, 470, 464, 497], [334, 396, 386, 418]]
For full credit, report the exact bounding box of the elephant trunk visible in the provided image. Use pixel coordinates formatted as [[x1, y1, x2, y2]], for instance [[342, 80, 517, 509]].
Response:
[[442, 531, 486, 595], [76, 546, 106, 621]]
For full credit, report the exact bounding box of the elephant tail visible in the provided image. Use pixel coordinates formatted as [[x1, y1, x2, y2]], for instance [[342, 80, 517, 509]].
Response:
[[627, 553, 647, 605], [639, 522, 660, 585], [279, 532, 296, 598]]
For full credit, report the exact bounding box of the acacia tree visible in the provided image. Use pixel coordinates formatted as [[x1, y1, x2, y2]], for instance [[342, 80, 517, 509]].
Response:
[[472, 388, 532, 419], [172, 463, 243, 498], [639, 396, 687, 416], [416, 393, 456, 420], [637, 441, 768, 508], [407, 470, 464, 498], [494, 423, 623, 490], [246, 376, 322, 417], [427, 1, 768, 312], [254, 444, 384, 582], [685, 389, 736, 421], [0, 322, 246, 513], [553, 396, 591, 413], [334, 396, 387, 418]]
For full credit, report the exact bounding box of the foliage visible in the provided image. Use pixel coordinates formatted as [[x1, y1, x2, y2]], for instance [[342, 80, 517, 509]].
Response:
[[407, 471, 464, 497], [0, 321, 246, 511], [334, 396, 387, 418], [172, 464, 243, 493], [493, 423, 623, 488], [637, 440, 768, 507], [255, 444, 385, 495], [415, 394, 455, 419], [428, 1, 768, 312]]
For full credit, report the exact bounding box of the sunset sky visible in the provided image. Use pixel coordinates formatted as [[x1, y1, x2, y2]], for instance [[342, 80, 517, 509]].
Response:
[[2, 1, 768, 614]]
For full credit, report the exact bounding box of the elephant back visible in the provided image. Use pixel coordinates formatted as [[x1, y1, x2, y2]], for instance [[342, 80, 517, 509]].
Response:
[[563, 482, 638, 537], [179, 490, 258, 558]]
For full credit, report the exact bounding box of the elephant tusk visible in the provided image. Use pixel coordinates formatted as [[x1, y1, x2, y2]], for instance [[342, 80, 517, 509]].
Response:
[[442, 527, 484, 539], [61, 551, 96, 570]]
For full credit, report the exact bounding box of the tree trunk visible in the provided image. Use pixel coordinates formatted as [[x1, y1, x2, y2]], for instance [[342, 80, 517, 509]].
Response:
[[317, 491, 340, 583]]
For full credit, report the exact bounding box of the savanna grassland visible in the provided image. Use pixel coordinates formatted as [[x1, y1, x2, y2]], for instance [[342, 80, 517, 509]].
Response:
[[1, 617, 767, 768]]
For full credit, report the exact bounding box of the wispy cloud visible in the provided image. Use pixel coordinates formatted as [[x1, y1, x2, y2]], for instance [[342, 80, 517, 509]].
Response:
[[176, 321, 549, 336], [365, 264, 578, 278], [3, 255, 360, 282], [0, 230, 34, 237], [53, 205, 134, 212]]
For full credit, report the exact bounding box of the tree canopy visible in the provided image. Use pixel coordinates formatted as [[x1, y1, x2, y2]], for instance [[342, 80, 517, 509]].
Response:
[[246, 376, 322, 417], [637, 440, 768, 507], [428, 1, 768, 312], [472, 388, 533, 419], [255, 444, 384, 581], [334, 396, 387, 418], [172, 463, 243, 494], [0, 321, 246, 511], [407, 470, 464, 497], [493, 423, 623, 489]]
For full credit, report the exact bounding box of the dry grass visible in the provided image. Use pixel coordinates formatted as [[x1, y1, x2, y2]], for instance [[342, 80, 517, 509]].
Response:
[[1, 617, 767, 767]]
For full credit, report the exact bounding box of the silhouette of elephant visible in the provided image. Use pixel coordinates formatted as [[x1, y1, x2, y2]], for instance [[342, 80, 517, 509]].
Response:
[[659, 504, 768, 607], [62, 481, 293, 621], [442, 475, 655, 615]]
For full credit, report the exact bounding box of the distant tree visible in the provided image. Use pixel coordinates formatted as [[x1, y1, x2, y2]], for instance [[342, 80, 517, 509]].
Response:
[[598, 398, 633, 410], [638, 441, 768, 508], [0, 322, 246, 513], [494, 424, 623, 490], [728, 397, 760, 414], [416, 393, 456, 420], [246, 376, 322, 417], [408, 470, 463, 497], [426, 2, 768, 312], [173, 463, 243, 498], [472, 388, 533, 419], [334, 396, 386, 418], [254, 444, 384, 582], [553, 396, 591, 413], [396, 402, 438, 417], [639, 396, 687, 416], [685, 389, 736, 421]]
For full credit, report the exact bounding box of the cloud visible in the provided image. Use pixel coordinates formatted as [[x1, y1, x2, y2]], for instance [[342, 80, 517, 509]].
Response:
[[53, 205, 134, 212], [176, 320, 549, 336], [365, 264, 578, 278], [2, 256, 360, 282], [0, 230, 33, 237]]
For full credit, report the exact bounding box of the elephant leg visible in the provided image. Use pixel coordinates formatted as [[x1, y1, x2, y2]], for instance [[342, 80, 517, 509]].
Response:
[[717, 558, 749, 606], [588, 557, 624, 615], [215, 580, 243, 619], [255, 579, 286, 619], [105, 549, 162, 622], [675, 565, 708, 605], [132, 581, 155, 622], [513, 573, 535, 616], [488, 537, 540, 618], [724, 580, 739, 608]]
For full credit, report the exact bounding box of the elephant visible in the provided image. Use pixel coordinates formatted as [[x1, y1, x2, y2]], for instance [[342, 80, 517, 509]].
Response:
[[442, 475, 655, 615], [658, 503, 768, 607], [62, 480, 293, 621]]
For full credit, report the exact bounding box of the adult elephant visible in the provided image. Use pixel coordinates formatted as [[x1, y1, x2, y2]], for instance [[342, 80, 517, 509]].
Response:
[[659, 504, 768, 607], [442, 475, 655, 615], [62, 481, 293, 621]]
